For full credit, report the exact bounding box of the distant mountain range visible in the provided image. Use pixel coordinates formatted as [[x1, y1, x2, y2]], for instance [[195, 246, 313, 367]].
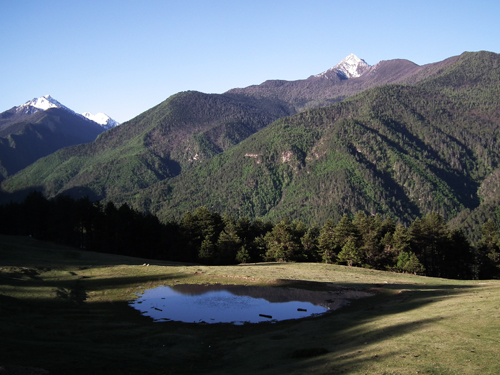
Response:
[[0, 95, 119, 181], [2, 52, 499, 242], [226, 53, 459, 113], [14, 94, 120, 130]]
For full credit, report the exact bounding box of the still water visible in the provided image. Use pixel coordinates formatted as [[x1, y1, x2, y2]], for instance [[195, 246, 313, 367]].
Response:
[[129, 284, 341, 324]]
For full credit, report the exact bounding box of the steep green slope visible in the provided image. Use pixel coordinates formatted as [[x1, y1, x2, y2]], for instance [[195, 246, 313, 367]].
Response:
[[0, 57, 429, 201], [1, 91, 291, 200], [128, 52, 500, 228], [2, 51, 499, 239], [0, 53, 461, 201]]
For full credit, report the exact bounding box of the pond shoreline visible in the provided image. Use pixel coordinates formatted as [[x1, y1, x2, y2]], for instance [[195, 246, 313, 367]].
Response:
[[129, 283, 374, 324]]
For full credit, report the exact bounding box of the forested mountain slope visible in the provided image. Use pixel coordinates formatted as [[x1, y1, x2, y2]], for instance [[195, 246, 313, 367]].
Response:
[[1, 91, 291, 200], [2, 51, 499, 243], [0, 54, 441, 201], [124, 52, 500, 238]]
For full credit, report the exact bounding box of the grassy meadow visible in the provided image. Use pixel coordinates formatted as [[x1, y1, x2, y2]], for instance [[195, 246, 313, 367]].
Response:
[[1, 234, 499, 374]]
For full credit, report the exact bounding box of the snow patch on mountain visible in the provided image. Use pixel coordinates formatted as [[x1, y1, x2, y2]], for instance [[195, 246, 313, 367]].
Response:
[[16, 94, 72, 115], [82, 112, 120, 129], [15, 95, 119, 129], [314, 54, 371, 79]]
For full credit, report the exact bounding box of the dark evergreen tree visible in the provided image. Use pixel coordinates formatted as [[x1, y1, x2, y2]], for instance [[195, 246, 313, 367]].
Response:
[[337, 238, 361, 266], [198, 236, 217, 265], [335, 214, 359, 249], [235, 244, 251, 263], [318, 219, 337, 263], [396, 251, 425, 274], [443, 229, 474, 279], [384, 224, 412, 270], [22, 191, 51, 239], [49, 195, 79, 246], [476, 219, 500, 278], [410, 212, 449, 277], [353, 211, 385, 268], [264, 218, 304, 262], [216, 221, 242, 264], [301, 224, 321, 262]]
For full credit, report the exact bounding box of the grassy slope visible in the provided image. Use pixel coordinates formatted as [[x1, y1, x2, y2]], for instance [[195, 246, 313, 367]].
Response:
[[1, 235, 499, 375]]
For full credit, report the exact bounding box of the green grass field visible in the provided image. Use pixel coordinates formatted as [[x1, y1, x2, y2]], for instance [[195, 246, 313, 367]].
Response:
[[1, 234, 499, 375]]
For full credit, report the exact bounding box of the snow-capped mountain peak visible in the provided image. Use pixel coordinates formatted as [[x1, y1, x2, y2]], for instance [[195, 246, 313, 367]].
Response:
[[14, 95, 119, 129], [334, 54, 371, 78], [314, 54, 371, 80], [82, 112, 120, 129], [27, 94, 63, 110], [17, 94, 72, 114]]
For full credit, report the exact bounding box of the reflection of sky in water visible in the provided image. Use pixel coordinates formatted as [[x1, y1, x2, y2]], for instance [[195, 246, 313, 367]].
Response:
[[130, 285, 330, 324]]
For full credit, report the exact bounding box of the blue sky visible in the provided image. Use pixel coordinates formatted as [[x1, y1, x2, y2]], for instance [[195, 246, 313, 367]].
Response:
[[1, 0, 499, 123]]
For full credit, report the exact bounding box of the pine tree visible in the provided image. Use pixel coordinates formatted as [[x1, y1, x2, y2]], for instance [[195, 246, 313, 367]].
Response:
[[476, 219, 500, 278], [318, 219, 337, 263], [396, 251, 425, 274], [236, 245, 251, 264], [301, 225, 320, 262], [410, 212, 448, 277], [198, 236, 216, 265], [216, 222, 242, 264], [264, 218, 303, 262], [337, 238, 361, 267], [335, 214, 358, 248], [444, 229, 474, 279], [384, 224, 412, 269]]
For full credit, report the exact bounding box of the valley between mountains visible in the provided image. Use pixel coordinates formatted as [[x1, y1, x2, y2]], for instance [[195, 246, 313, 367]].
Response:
[[1, 51, 500, 242]]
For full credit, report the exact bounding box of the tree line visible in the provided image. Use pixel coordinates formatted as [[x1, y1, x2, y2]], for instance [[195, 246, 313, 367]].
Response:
[[0, 191, 499, 279]]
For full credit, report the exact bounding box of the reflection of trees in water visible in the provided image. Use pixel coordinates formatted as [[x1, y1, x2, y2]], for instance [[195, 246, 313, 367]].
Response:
[[170, 284, 372, 310]]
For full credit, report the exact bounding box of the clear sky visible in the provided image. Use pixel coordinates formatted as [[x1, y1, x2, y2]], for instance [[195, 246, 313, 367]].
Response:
[[1, 0, 499, 123]]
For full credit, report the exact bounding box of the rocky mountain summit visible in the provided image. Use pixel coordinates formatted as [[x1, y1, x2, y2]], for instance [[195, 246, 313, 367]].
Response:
[[313, 53, 371, 79]]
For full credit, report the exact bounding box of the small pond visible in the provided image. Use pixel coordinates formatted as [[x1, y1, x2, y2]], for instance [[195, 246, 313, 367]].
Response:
[[129, 284, 365, 324]]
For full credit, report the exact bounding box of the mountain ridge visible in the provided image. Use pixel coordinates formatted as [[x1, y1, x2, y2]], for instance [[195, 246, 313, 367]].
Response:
[[0, 94, 121, 181], [226, 54, 457, 113], [13, 94, 120, 130], [2, 51, 499, 242], [312, 53, 371, 79], [0, 107, 106, 182]]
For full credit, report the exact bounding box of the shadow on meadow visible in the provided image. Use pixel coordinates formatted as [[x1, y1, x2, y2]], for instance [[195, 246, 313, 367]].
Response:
[[194, 279, 478, 374], [0, 235, 486, 374], [0, 263, 480, 375]]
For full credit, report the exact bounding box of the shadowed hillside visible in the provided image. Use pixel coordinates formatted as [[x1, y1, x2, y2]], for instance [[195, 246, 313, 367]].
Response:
[[0, 108, 105, 182]]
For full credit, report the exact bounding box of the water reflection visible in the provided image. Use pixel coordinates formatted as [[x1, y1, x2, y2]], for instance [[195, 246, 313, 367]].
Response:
[[129, 284, 369, 324]]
